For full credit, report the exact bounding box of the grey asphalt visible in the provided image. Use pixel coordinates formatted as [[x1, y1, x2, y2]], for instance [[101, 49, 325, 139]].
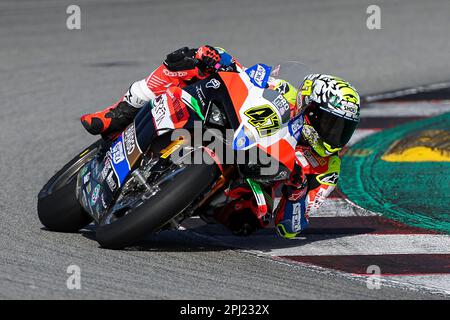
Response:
[[1, 0, 449, 299]]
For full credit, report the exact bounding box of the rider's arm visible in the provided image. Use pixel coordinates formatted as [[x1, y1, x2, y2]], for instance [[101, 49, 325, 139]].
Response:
[[274, 153, 341, 239], [102, 45, 227, 111]]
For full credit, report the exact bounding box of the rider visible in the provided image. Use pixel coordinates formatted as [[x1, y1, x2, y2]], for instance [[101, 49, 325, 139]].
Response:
[[80, 45, 361, 239]]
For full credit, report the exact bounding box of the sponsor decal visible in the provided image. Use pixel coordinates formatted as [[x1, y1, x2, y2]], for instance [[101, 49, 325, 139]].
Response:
[[206, 78, 221, 89], [289, 114, 304, 141], [101, 158, 112, 182], [122, 122, 142, 169], [273, 94, 290, 116], [254, 65, 268, 87], [123, 89, 133, 104], [151, 95, 174, 130], [106, 170, 117, 192], [109, 135, 131, 187], [163, 69, 187, 77], [301, 79, 313, 96], [291, 202, 302, 232], [232, 125, 253, 150], [303, 149, 319, 168], [295, 151, 309, 168], [90, 184, 100, 206], [195, 85, 206, 107], [329, 95, 358, 115], [276, 82, 289, 95], [112, 141, 125, 165], [124, 85, 145, 108], [246, 64, 272, 89], [172, 98, 186, 122], [83, 172, 91, 185], [123, 124, 136, 155], [305, 186, 333, 215], [236, 137, 246, 148]]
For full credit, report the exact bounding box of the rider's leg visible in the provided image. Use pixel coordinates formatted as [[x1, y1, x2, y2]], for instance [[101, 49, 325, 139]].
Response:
[[81, 101, 140, 136], [81, 78, 156, 136]]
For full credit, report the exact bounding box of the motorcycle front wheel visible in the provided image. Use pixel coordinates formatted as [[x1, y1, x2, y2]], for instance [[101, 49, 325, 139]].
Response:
[[95, 151, 220, 249]]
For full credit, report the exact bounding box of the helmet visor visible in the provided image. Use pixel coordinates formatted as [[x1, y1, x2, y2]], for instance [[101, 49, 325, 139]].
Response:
[[307, 105, 359, 148]]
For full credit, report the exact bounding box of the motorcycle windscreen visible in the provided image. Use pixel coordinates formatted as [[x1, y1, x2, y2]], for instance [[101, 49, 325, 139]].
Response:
[[270, 62, 311, 89]]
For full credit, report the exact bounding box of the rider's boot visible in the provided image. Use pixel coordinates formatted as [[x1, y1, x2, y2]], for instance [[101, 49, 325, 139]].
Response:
[[80, 101, 139, 137]]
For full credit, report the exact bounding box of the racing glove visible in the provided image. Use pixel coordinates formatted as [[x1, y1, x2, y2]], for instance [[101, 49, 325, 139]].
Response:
[[195, 45, 221, 73], [163, 45, 221, 80], [163, 46, 198, 71]]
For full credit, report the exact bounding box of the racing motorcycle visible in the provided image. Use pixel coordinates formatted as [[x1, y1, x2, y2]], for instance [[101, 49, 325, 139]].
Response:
[[37, 62, 310, 249]]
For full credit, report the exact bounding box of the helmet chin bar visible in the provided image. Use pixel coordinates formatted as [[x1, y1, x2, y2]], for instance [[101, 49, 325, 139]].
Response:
[[301, 125, 340, 157]]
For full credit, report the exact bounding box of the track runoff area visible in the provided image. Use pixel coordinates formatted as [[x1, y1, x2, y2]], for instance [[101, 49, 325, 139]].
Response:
[[181, 82, 450, 296]]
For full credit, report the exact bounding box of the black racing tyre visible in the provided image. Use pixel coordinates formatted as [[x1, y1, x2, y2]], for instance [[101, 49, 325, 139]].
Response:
[[37, 140, 102, 232], [96, 157, 220, 249]]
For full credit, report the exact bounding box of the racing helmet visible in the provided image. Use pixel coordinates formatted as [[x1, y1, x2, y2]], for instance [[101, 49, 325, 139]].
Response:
[[296, 74, 360, 156]]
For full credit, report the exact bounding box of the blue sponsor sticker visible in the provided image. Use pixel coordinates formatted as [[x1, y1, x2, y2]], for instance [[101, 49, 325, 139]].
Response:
[[110, 135, 130, 186], [245, 64, 272, 89], [288, 114, 304, 141], [233, 126, 251, 150]]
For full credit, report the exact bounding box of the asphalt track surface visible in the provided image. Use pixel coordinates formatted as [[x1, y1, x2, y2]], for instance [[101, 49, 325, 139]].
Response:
[[1, 0, 450, 299]]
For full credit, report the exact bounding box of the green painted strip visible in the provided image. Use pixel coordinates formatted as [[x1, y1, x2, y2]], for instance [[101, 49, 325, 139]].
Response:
[[189, 96, 205, 120], [246, 178, 264, 196], [246, 178, 267, 210], [340, 112, 450, 234]]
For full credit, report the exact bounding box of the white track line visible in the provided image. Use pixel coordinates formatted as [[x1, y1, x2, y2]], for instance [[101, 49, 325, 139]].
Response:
[[362, 101, 450, 117], [384, 275, 450, 295], [248, 234, 450, 256], [363, 81, 450, 102]]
